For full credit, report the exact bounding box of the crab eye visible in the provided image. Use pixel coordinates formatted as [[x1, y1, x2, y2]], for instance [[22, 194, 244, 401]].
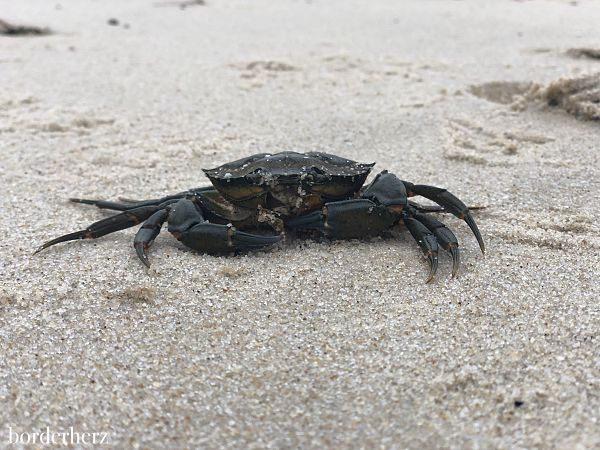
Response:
[[306, 166, 330, 184], [245, 168, 264, 183]]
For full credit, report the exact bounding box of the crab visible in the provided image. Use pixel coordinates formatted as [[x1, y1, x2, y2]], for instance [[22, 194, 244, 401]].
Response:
[[36, 151, 484, 281]]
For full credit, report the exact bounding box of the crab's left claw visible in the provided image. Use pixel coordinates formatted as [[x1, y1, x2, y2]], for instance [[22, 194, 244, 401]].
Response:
[[174, 222, 281, 255], [407, 184, 485, 254], [167, 198, 281, 256]]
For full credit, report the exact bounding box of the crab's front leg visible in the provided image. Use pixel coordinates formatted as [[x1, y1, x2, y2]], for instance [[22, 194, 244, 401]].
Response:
[[166, 198, 281, 257]]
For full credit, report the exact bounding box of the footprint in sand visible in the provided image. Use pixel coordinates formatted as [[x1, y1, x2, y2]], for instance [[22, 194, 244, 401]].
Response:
[[443, 118, 554, 167], [496, 211, 598, 252]]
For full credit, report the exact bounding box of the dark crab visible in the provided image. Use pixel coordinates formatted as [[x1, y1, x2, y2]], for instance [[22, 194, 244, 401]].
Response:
[[36, 151, 484, 281]]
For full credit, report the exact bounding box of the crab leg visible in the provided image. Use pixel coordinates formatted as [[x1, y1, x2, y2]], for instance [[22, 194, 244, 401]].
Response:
[[412, 212, 460, 278], [68, 187, 214, 212], [404, 183, 485, 254], [69, 198, 142, 211], [34, 205, 163, 254], [403, 216, 439, 283], [408, 201, 486, 214], [167, 199, 280, 256], [70, 193, 187, 211], [134, 209, 169, 267]]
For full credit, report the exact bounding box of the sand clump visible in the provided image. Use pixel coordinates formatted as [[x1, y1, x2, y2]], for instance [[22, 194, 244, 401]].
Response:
[[470, 73, 600, 120], [542, 73, 600, 120], [118, 286, 157, 304]]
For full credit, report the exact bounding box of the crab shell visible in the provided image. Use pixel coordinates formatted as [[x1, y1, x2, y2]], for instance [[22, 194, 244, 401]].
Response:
[[203, 151, 374, 216]]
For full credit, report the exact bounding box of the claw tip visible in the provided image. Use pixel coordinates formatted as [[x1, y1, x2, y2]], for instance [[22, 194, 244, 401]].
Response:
[[425, 256, 438, 284], [135, 243, 151, 268]]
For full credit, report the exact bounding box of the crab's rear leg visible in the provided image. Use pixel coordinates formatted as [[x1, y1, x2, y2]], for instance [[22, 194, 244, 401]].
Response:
[[34, 205, 164, 254], [167, 198, 281, 256], [69, 198, 139, 211], [69, 187, 215, 212], [70, 193, 188, 211]]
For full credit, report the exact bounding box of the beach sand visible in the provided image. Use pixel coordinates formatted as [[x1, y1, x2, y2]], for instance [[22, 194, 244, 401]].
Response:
[[1, 0, 599, 448]]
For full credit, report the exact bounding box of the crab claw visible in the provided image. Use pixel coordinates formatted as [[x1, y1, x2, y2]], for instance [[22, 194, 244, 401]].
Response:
[[167, 198, 281, 256], [232, 229, 281, 250], [175, 222, 281, 254]]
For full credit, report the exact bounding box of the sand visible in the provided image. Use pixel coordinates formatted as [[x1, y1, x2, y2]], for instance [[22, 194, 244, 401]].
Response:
[[1, 0, 599, 448]]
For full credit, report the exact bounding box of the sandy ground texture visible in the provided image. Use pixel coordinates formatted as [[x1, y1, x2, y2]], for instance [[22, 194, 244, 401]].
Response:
[[1, 0, 599, 448]]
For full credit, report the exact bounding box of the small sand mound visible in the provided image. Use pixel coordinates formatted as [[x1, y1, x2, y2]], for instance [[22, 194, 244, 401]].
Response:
[[542, 73, 600, 120], [469, 74, 600, 121]]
